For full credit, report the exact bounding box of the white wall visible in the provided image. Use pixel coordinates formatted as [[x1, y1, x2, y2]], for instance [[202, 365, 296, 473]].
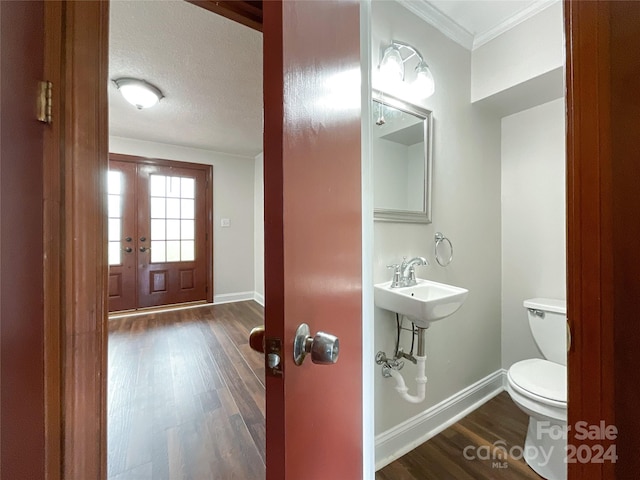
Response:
[[501, 98, 566, 369], [372, 0, 502, 437], [109, 136, 256, 302], [254, 153, 265, 305], [471, 1, 563, 103]]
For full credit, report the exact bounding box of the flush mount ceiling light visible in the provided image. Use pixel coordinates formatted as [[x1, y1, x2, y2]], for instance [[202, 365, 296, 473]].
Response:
[[379, 41, 435, 99], [113, 78, 164, 109]]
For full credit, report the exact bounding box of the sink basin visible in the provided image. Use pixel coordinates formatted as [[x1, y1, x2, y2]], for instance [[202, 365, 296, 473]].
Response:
[[374, 278, 469, 327]]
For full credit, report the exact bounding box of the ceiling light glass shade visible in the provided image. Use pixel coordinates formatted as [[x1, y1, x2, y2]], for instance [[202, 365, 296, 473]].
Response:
[[114, 78, 164, 109], [380, 45, 404, 85], [414, 62, 435, 98]]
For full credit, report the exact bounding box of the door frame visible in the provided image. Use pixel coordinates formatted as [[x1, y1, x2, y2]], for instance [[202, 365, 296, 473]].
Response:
[[108, 153, 214, 312], [44, 2, 110, 479], [564, 1, 640, 477], [42, 0, 638, 479]]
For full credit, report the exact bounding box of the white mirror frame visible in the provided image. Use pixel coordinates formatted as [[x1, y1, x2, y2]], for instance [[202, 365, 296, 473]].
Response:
[[372, 90, 433, 223]]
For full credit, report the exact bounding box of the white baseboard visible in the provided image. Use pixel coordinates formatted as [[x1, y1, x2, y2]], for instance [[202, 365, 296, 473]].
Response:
[[253, 292, 265, 306], [213, 291, 256, 304], [375, 368, 508, 471]]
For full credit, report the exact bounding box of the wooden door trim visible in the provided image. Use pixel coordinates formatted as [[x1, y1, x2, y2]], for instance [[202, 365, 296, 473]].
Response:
[[188, 1, 263, 32], [563, 0, 640, 477], [108, 153, 214, 306], [43, 2, 63, 479], [110, 152, 215, 173], [262, 1, 286, 478], [44, 2, 110, 478]]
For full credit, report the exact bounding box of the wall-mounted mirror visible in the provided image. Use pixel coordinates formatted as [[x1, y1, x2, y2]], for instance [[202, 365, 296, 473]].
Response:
[[372, 90, 432, 223]]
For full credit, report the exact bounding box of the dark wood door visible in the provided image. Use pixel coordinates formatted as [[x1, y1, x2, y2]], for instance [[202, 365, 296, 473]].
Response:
[[107, 160, 137, 311], [0, 1, 47, 477], [108, 155, 211, 312], [263, 1, 363, 478]]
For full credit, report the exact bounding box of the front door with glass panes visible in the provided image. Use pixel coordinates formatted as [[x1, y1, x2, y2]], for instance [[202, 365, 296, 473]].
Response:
[[107, 154, 212, 312]]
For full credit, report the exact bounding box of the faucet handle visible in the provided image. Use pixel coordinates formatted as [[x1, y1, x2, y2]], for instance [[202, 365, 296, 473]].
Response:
[[386, 264, 402, 287], [408, 266, 417, 284]]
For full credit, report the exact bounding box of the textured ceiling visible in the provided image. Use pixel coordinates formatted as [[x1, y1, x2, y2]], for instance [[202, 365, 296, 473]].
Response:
[[109, 1, 542, 158], [109, 0, 263, 157]]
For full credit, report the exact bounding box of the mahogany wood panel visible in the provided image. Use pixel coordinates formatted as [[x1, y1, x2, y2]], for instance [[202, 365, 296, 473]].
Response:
[[376, 393, 542, 480], [564, 1, 613, 478], [608, 2, 640, 477], [43, 3, 64, 478], [0, 1, 46, 478], [565, 1, 640, 478], [107, 302, 265, 479], [61, 2, 110, 478], [188, 0, 263, 32], [263, 1, 363, 479]]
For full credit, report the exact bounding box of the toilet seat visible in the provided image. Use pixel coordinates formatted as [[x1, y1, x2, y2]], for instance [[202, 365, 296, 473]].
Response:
[[508, 358, 566, 407]]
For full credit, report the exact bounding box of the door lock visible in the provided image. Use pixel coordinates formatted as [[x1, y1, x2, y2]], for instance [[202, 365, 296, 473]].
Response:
[[249, 326, 283, 377], [293, 323, 339, 366]]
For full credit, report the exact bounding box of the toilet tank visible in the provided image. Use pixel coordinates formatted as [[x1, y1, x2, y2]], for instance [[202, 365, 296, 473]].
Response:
[[524, 298, 567, 365]]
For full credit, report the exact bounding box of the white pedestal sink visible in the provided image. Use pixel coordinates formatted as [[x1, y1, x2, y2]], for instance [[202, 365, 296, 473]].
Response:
[[374, 278, 469, 327]]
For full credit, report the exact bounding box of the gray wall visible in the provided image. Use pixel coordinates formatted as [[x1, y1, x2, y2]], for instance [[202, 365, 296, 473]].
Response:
[[109, 136, 256, 301], [372, 0, 502, 434], [501, 98, 566, 368], [254, 153, 265, 304]]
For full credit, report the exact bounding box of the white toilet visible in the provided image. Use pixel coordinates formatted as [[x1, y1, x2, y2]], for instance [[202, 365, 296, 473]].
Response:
[[506, 298, 567, 480]]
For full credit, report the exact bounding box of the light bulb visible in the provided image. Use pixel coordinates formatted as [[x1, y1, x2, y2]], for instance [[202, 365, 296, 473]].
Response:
[[114, 78, 164, 109], [414, 62, 435, 98], [379, 45, 404, 87]]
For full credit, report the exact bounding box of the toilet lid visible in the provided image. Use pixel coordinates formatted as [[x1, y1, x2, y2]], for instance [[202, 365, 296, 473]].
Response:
[[508, 358, 566, 403]]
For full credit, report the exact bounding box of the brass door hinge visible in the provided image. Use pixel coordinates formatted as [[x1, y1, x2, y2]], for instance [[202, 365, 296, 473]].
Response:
[[37, 81, 53, 124]]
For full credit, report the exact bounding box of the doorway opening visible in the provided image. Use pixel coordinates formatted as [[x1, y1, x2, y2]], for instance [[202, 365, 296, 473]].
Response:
[[106, 1, 265, 478], [107, 154, 213, 313]]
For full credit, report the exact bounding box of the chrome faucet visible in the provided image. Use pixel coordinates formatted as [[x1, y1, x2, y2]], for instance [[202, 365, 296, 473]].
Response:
[[387, 256, 429, 288]]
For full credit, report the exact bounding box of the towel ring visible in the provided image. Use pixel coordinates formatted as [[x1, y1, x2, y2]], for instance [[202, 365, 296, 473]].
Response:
[[434, 232, 453, 267]]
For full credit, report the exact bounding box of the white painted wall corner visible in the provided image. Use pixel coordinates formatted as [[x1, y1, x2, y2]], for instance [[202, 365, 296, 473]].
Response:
[[375, 369, 508, 471]]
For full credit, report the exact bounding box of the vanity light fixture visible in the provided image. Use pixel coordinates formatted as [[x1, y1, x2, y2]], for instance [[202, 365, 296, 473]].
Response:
[[113, 77, 164, 109], [379, 41, 435, 98]]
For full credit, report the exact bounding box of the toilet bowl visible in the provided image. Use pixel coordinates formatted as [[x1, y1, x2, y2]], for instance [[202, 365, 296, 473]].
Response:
[[506, 298, 567, 480]]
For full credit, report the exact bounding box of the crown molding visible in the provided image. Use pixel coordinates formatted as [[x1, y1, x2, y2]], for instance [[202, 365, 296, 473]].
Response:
[[473, 0, 559, 50], [397, 0, 474, 51], [397, 0, 560, 52]]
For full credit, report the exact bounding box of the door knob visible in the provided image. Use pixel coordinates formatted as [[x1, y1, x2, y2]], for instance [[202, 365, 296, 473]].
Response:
[[293, 323, 339, 366], [139, 246, 150, 252], [123, 246, 133, 253], [139, 236, 147, 242], [249, 326, 265, 353]]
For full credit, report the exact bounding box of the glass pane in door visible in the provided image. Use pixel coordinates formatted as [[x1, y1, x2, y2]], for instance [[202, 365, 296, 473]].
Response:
[[107, 170, 123, 265], [149, 174, 197, 263]]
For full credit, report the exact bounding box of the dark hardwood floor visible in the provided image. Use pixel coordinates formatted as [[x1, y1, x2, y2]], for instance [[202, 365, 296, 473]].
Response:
[[376, 392, 543, 480], [108, 301, 540, 480], [108, 301, 266, 480]]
